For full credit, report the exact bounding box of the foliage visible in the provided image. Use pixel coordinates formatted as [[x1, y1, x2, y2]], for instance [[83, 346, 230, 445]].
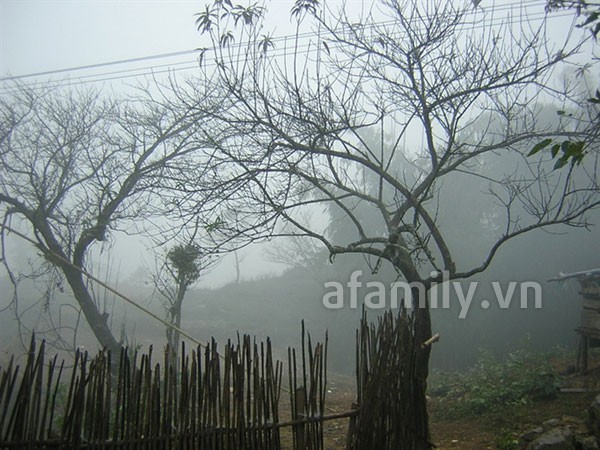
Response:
[[155, 241, 212, 367], [528, 1, 600, 167], [429, 347, 560, 418], [528, 138, 587, 169], [167, 244, 203, 287], [494, 429, 520, 450]]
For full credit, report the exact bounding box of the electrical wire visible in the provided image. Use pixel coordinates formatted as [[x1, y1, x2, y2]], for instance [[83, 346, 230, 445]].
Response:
[[0, 49, 200, 82], [0, 222, 339, 404], [0, 223, 208, 349], [0, 0, 572, 95]]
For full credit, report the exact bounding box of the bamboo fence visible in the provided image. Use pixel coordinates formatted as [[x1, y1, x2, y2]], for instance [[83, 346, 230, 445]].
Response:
[[345, 308, 431, 450], [0, 310, 427, 450], [0, 325, 338, 450]]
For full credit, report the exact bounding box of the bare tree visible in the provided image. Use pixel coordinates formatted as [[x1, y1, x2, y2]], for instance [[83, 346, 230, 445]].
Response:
[[264, 233, 326, 274], [190, 0, 600, 447], [0, 82, 220, 355], [548, 0, 600, 38]]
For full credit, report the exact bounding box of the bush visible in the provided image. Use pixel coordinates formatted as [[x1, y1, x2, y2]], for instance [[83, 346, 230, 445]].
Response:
[[429, 347, 560, 417], [494, 429, 520, 450]]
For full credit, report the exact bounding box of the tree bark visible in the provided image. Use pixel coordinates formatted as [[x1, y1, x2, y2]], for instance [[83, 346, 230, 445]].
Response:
[[61, 265, 121, 357], [395, 255, 433, 450], [165, 278, 187, 369], [408, 287, 433, 449]]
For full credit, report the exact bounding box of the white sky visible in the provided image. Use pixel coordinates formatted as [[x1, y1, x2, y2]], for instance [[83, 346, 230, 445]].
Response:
[[0, 0, 587, 287], [1, 1, 203, 77], [1, 0, 577, 78], [0, 0, 298, 286]]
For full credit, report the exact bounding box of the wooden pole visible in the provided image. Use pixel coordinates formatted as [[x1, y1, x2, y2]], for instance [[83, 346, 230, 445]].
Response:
[[294, 387, 306, 450]]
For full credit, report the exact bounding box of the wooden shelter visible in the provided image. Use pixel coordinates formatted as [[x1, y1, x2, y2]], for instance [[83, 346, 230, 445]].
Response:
[[550, 268, 600, 372]]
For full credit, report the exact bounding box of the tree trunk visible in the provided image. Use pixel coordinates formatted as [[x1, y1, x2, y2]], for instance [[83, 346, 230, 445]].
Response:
[[349, 275, 433, 450], [398, 258, 433, 449], [234, 250, 241, 283], [61, 265, 121, 357], [410, 285, 433, 450], [30, 216, 123, 358], [165, 309, 182, 370], [165, 279, 187, 369]]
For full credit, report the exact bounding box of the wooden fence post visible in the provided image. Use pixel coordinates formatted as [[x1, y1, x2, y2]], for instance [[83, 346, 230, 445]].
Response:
[[293, 386, 306, 450], [0, 331, 339, 450]]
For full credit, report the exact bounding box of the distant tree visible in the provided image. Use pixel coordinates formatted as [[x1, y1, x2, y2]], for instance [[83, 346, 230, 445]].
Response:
[[157, 244, 201, 366], [264, 210, 329, 278], [153, 227, 218, 367], [0, 83, 219, 355], [232, 249, 246, 283], [191, 0, 600, 447]]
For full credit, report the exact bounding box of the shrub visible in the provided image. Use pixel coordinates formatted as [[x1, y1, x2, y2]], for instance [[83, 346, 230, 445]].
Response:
[[429, 347, 560, 417]]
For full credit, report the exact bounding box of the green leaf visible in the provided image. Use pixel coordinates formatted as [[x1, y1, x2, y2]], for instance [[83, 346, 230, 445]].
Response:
[[527, 138, 552, 156], [571, 155, 582, 167], [553, 157, 569, 170], [291, 0, 319, 19], [257, 34, 275, 54], [571, 141, 585, 154], [205, 216, 224, 233], [550, 144, 560, 158], [194, 6, 217, 33]]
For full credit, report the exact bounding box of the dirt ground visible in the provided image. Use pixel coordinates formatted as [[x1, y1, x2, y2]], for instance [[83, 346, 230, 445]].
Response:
[[317, 364, 600, 450], [428, 391, 598, 449]]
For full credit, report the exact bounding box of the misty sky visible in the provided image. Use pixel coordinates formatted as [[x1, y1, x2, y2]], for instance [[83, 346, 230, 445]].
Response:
[[1, 1, 202, 77], [0, 0, 585, 287], [1, 0, 577, 78], [0, 1, 303, 285]]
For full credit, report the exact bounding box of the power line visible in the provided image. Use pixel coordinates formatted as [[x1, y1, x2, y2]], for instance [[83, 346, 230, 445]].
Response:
[[0, 49, 200, 82], [1, 1, 549, 75], [2, 0, 550, 81], [1, 15, 574, 96], [0, 2, 575, 94]]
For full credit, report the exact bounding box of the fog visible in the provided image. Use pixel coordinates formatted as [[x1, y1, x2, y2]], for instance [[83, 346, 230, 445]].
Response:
[[1, 210, 598, 373], [0, 0, 598, 383]]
